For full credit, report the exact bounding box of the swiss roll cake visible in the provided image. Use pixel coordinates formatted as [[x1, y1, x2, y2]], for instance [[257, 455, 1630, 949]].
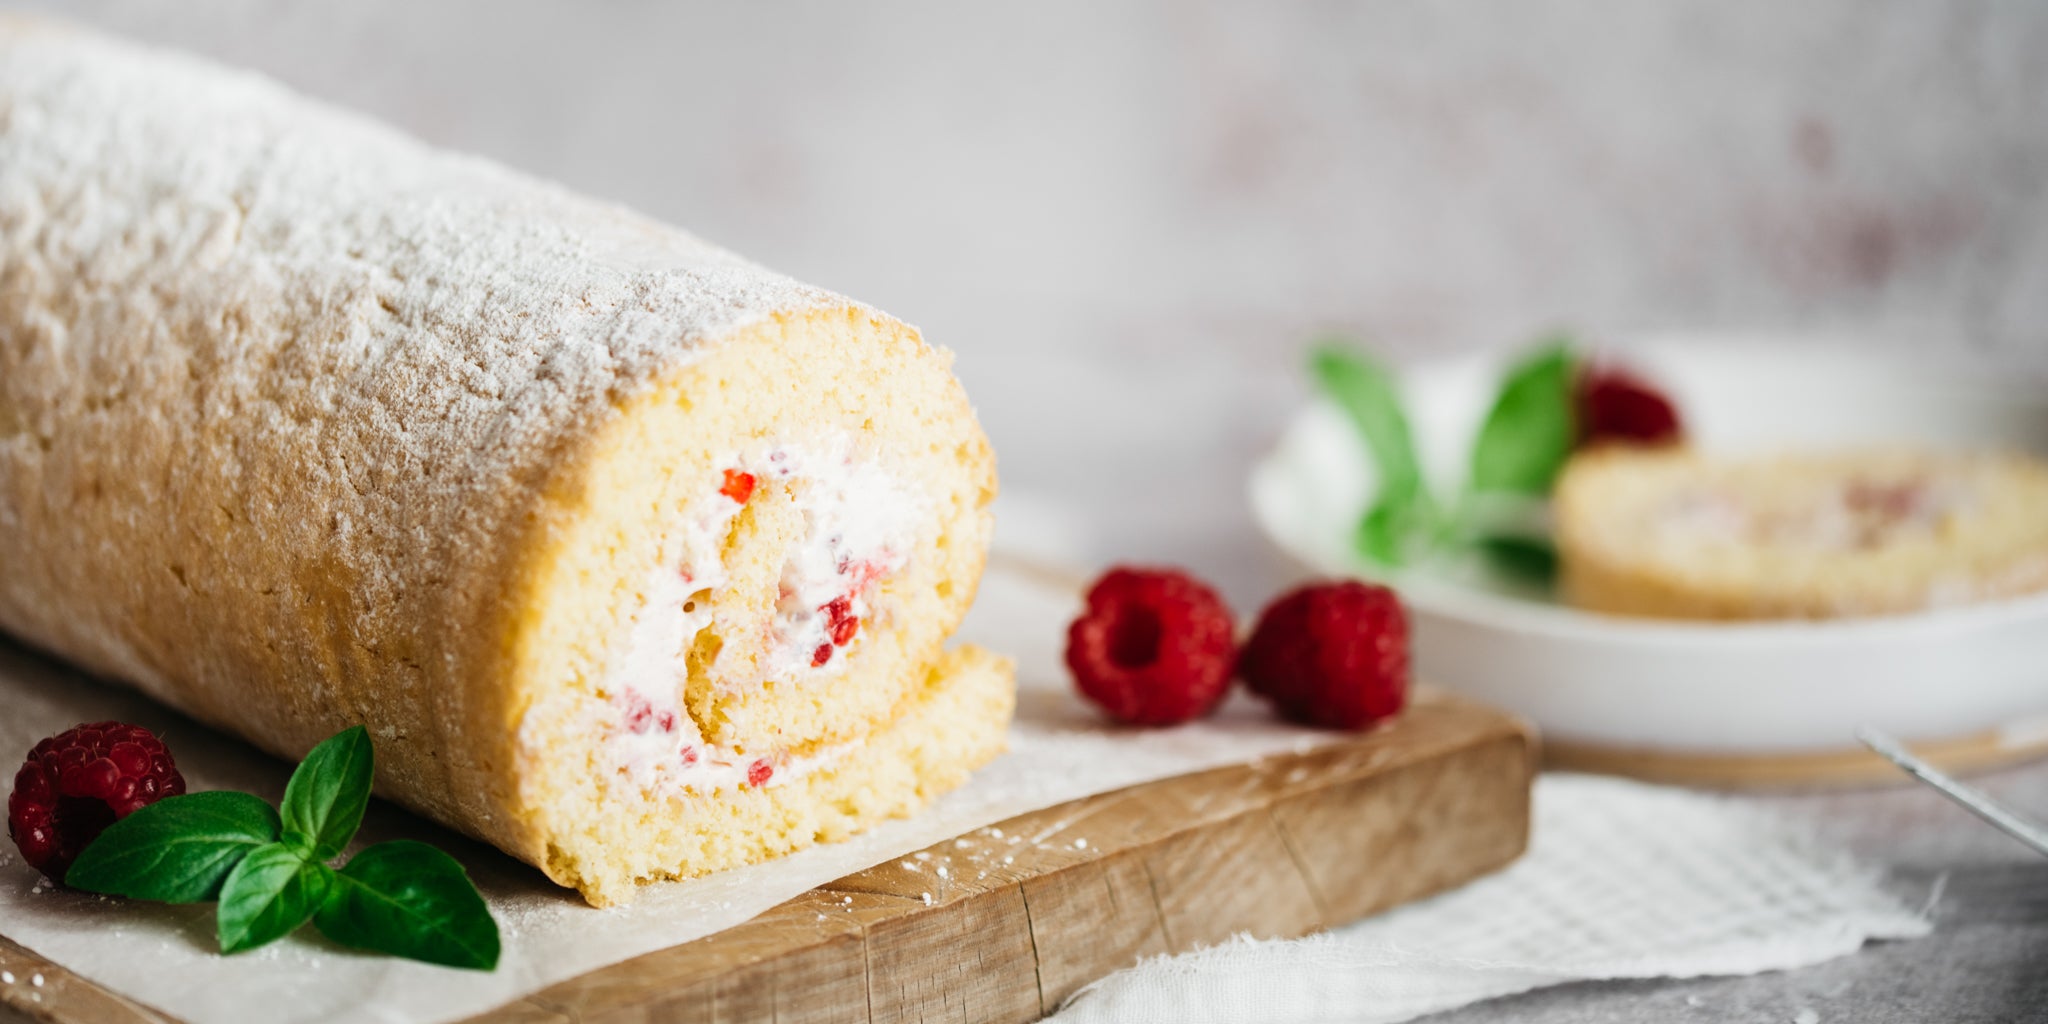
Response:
[[1555, 446, 2048, 621], [0, 19, 1012, 905]]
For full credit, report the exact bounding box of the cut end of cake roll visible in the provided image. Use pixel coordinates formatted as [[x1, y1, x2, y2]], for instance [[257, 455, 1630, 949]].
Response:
[[543, 645, 1014, 907], [1555, 446, 2048, 620], [504, 304, 1006, 903]]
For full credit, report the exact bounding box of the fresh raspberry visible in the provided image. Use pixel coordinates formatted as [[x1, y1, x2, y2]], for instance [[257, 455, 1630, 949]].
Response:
[[1577, 365, 1683, 447], [8, 721, 186, 882], [1239, 581, 1409, 730], [720, 469, 757, 504], [1065, 567, 1237, 726]]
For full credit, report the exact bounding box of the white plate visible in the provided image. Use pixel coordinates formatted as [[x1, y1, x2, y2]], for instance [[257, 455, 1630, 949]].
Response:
[[1250, 337, 2048, 755]]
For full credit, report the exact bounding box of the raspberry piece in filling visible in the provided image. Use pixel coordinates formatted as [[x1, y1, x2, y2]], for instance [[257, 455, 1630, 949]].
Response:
[[811, 643, 835, 667], [746, 759, 774, 787], [720, 469, 757, 504], [825, 596, 859, 646]]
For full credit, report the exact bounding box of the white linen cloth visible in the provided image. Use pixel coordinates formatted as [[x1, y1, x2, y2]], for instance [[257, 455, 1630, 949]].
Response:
[[1049, 774, 1931, 1024]]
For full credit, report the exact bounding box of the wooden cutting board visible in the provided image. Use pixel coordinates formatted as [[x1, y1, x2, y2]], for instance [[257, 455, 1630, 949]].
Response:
[[0, 689, 1533, 1024]]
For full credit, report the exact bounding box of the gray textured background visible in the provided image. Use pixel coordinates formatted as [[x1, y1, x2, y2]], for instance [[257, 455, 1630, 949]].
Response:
[[8, 3, 2048, 1022]]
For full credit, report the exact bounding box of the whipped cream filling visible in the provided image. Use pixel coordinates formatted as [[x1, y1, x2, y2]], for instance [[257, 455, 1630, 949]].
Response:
[[595, 436, 923, 798], [760, 439, 925, 675], [1661, 476, 1972, 552]]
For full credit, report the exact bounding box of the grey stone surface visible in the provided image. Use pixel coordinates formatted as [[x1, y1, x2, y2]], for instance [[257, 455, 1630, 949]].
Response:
[[1427, 764, 2048, 1023]]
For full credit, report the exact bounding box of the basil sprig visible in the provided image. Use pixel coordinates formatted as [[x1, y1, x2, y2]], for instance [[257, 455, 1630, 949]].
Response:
[[1311, 338, 1580, 584], [1469, 340, 1578, 497], [65, 726, 500, 970], [1311, 344, 1434, 566]]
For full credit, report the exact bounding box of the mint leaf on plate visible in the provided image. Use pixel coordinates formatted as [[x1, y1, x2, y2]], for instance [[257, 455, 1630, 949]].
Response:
[[1311, 344, 1434, 566], [315, 840, 501, 970], [218, 842, 332, 954], [1470, 340, 1578, 496], [66, 790, 280, 903], [281, 725, 373, 861]]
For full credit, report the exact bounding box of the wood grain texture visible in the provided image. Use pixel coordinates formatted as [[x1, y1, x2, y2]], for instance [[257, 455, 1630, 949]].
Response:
[[0, 935, 173, 1024], [4, 689, 1532, 1024], [487, 688, 1533, 1024]]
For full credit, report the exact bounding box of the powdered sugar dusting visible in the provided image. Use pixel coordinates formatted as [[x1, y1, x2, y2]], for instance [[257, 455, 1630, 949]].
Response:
[[0, 22, 885, 832]]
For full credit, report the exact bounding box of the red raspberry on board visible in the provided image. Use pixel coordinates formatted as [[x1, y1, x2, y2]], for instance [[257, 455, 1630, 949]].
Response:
[[8, 721, 187, 881], [1065, 567, 1237, 726], [1239, 581, 1409, 730], [1577, 365, 1683, 448]]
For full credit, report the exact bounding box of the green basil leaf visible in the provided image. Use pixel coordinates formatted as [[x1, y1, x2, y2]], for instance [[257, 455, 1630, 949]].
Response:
[[1477, 535, 1560, 585], [281, 725, 374, 860], [1470, 341, 1579, 496], [1311, 344, 1434, 566], [65, 791, 280, 903], [216, 842, 330, 954], [315, 840, 499, 970]]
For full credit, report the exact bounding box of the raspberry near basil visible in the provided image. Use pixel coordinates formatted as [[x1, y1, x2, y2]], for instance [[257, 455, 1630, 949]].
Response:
[[8, 721, 187, 881]]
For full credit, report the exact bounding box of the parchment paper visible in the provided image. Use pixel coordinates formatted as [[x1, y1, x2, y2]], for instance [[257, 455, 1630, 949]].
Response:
[[0, 560, 1340, 1024]]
